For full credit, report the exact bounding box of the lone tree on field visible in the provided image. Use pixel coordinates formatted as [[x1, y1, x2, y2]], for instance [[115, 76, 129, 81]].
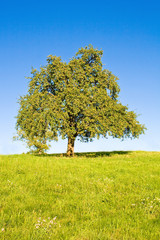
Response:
[[16, 45, 145, 156]]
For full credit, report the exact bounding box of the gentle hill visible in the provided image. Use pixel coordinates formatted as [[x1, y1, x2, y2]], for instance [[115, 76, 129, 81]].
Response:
[[0, 151, 160, 239]]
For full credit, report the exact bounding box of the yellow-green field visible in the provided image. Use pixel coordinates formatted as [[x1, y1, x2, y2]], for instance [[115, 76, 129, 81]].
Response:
[[0, 151, 160, 239]]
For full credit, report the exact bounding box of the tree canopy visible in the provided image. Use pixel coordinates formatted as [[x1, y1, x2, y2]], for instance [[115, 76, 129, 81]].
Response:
[[16, 45, 145, 156]]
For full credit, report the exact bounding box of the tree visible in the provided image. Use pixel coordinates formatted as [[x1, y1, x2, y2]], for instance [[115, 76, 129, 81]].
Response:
[[16, 45, 146, 156]]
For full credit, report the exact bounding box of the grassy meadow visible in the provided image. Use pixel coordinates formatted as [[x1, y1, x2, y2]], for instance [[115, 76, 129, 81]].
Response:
[[0, 151, 160, 239]]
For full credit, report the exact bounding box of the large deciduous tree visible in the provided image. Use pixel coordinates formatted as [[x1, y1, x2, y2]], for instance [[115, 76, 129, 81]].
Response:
[[16, 45, 145, 156]]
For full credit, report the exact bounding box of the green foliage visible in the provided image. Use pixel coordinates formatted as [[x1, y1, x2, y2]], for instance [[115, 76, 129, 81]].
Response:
[[15, 45, 145, 154], [1, 152, 160, 239]]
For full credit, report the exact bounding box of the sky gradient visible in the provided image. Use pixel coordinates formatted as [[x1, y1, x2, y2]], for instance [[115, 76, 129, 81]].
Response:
[[0, 0, 160, 154]]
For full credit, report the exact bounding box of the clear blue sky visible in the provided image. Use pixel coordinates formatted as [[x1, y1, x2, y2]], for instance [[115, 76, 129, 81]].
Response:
[[0, 0, 160, 154]]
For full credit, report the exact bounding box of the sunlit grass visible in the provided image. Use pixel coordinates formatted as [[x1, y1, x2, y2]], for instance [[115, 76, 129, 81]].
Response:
[[0, 151, 160, 239]]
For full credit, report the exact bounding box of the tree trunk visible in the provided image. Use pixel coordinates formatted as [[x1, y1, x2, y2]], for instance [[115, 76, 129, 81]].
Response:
[[67, 137, 75, 157]]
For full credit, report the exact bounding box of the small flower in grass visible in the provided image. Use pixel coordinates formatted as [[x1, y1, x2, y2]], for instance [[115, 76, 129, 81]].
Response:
[[35, 216, 59, 231], [35, 224, 40, 229], [1, 228, 5, 232], [131, 204, 136, 207]]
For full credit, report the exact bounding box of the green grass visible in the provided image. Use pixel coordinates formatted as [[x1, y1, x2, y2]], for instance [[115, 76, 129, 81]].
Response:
[[0, 151, 160, 239]]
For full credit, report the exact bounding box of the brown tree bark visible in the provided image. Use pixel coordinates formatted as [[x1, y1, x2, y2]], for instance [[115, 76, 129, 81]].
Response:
[[66, 137, 75, 157]]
